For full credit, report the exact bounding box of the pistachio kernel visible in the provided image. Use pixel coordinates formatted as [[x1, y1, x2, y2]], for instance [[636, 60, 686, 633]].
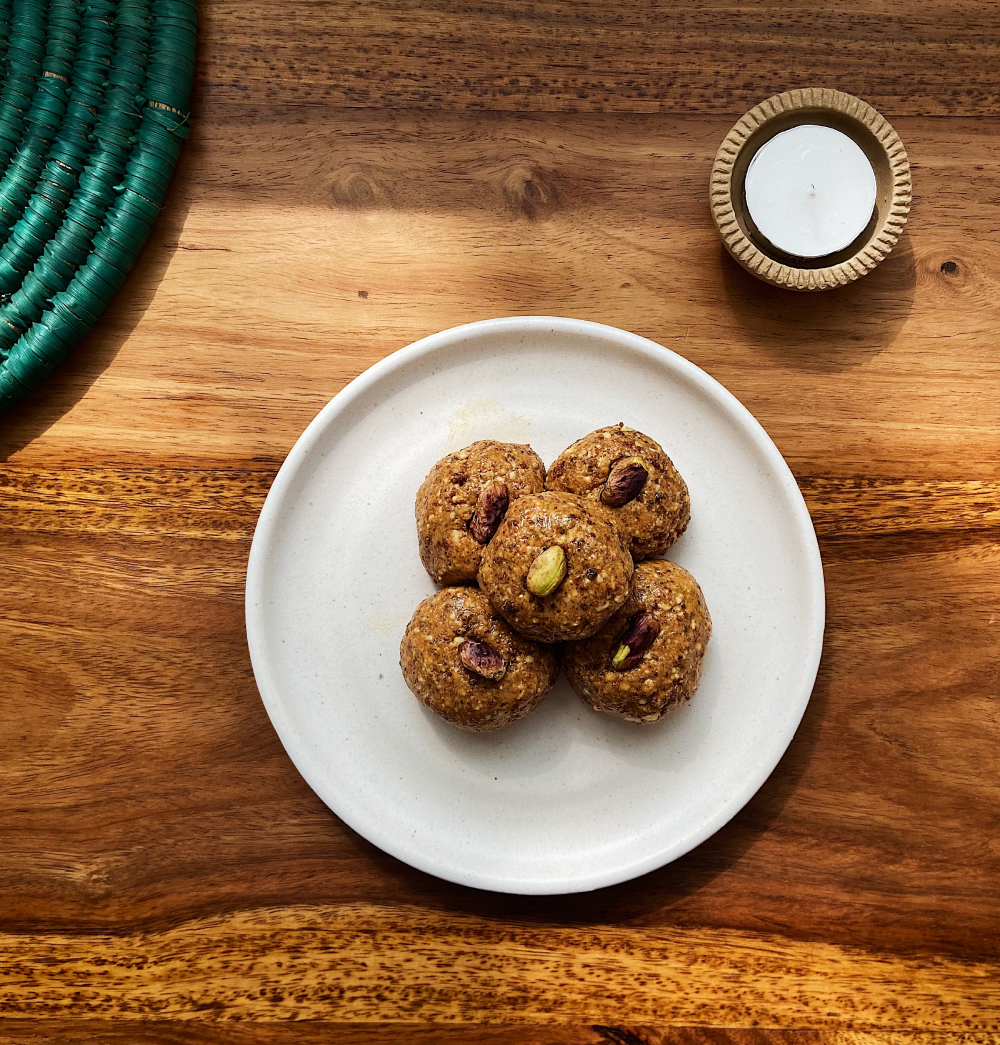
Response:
[[526, 544, 567, 597], [469, 480, 510, 545], [601, 456, 650, 508], [459, 639, 507, 680], [610, 611, 660, 671]]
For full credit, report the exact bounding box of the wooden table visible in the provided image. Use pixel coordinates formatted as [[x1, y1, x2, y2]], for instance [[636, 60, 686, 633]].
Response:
[[3, 2, 1000, 1040]]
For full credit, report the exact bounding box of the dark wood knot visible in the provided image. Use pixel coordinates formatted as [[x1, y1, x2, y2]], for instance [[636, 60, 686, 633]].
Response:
[[501, 162, 559, 219], [328, 166, 391, 209]]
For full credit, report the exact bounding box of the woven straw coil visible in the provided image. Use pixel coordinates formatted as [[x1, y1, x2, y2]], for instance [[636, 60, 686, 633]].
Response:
[[0, 0, 196, 411]]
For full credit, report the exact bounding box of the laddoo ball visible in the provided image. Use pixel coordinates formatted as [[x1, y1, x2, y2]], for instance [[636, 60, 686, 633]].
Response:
[[478, 491, 633, 643], [399, 587, 558, 732], [563, 559, 711, 723], [416, 440, 546, 586], [545, 424, 690, 560]]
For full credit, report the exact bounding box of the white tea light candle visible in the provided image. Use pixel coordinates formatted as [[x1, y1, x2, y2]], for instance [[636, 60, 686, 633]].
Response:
[[744, 124, 877, 259], [711, 89, 911, 290]]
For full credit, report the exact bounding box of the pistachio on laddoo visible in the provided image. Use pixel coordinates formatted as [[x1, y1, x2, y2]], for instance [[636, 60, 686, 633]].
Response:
[[478, 491, 633, 643], [563, 559, 711, 723], [400, 587, 558, 732], [546, 424, 690, 560], [416, 440, 546, 586]]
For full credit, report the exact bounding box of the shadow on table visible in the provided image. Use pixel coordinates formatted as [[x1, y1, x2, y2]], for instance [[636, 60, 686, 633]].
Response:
[[359, 635, 834, 925], [0, 118, 201, 462], [718, 234, 917, 373]]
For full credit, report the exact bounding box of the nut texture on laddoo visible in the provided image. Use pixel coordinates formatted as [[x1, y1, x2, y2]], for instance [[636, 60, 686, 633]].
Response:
[[545, 424, 690, 560], [478, 491, 634, 643], [400, 587, 558, 732], [563, 559, 711, 723], [416, 440, 546, 585]]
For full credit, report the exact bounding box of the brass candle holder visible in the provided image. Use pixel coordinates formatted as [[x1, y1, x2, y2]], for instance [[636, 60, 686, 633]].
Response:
[[710, 88, 911, 292]]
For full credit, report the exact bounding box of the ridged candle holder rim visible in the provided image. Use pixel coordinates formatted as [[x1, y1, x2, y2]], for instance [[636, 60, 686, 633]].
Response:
[[710, 88, 912, 292]]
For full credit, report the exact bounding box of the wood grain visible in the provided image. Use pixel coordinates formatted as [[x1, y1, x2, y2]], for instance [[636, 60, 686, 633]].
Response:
[[3, 1029, 997, 1045], [3, 514, 998, 960], [4, 467, 1000, 542], [2, 905, 999, 1025], [3, 0, 1000, 1037], [0, 1024, 616, 1045], [201, 2, 1000, 117], [5, 111, 1000, 478]]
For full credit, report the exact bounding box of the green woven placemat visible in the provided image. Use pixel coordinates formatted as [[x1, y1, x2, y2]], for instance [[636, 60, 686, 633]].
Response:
[[0, 0, 196, 411]]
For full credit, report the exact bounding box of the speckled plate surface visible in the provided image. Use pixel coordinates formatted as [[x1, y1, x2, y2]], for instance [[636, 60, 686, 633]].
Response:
[[245, 317, 825, 894]]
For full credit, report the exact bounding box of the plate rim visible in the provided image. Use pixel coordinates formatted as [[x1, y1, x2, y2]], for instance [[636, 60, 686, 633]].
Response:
[[245, 315, 826, 894]]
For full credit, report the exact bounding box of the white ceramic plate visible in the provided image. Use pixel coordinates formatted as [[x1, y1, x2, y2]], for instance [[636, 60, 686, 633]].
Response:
[[246, 317, 825, 894]]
